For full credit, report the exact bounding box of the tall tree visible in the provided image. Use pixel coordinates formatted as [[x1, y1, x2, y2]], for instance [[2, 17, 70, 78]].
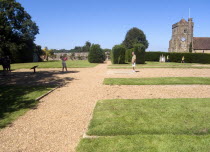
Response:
[[0, 0, 39, 62], [122, 27, 149, 49]]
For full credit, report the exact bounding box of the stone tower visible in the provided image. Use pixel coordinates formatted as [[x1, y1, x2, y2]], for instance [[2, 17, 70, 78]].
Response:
[[168, 18, 194, 52]]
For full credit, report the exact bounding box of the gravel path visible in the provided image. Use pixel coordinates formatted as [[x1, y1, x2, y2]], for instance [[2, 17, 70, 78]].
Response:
[[1, 62, 210, 152]]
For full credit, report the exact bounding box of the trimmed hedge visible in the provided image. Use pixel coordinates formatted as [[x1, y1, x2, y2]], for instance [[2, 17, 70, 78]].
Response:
[[111, 45, 126, 64], [145, 52, 210, 64], [125, 48, 133, 63], [88, 44, 105, 63], [133, 44, 146, 64]]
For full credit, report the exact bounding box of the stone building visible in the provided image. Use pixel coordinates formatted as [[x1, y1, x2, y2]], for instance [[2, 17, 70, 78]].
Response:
[[168, 18, 210, 53]]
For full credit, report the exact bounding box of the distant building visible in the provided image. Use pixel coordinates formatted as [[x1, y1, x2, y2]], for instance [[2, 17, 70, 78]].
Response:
[[168, 18, 210, 53]]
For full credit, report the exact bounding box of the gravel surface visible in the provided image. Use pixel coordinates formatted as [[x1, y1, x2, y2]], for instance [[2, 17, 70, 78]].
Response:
[[1, 61, 210, 152]]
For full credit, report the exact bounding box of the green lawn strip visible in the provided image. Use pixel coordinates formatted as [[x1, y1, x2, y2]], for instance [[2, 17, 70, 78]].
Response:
[[77, 135, 210, 152], [104, 77, 210, 85], [0, 86, 53, 128], [87, 99, 210, 136], [109, 61, 201, 66], [0, 60, 98, 70], [108, 66, 210, 69]]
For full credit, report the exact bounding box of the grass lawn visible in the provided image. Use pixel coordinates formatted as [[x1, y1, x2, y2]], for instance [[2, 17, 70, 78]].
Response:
[[77, 135, 210, 152], [0, 60, 98, 71], [104, 77, 210, 85], [77, 98, 210, 152], [87, 99, 210, 136], [110, 61, 204, 66], [0, 86, 53, 128], [109, 62, 210, 69], [108, 66, 210, 69]]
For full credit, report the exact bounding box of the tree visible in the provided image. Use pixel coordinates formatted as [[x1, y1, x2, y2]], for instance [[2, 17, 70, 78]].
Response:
[[122, 27, 149, 49], [0, 0, 39, 62], [88, 44, 105, 63], [43, 47, 54, 61]]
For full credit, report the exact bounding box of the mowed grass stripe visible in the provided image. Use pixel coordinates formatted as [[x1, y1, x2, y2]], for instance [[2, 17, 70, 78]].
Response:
[[104, 77, 210, 85], [108, 66, 210, 69], [77, 135, 210, 152], [87, 99, 210, 136], [0, 60, 98, 71]]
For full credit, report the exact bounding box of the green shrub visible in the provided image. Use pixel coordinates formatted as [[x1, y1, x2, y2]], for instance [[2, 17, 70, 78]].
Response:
[[88, 44, 105, 63], [145, 52, 210, 64], [111, 45, 126, 64], [133, 44, 146, 64], [125, 48, 133, 63]]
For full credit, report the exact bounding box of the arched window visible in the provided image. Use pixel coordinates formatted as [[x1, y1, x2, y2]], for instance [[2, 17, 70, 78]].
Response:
[[184, 29, 187, 33]]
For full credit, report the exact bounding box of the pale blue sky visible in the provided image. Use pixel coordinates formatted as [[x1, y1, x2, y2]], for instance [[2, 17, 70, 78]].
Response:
[[17, 0, 210, 51]]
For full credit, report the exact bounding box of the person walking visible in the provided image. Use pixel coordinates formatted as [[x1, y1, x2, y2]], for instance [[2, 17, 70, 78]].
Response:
[[132, 52, 136, 72], [61, 55, 68, 72]]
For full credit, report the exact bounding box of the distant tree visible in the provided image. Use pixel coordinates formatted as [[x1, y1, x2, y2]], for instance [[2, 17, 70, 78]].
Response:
[[122, 27, 149, 49], [88, 44, 105, 63], [0, 0, 39, 62], [85, 41, 91, 48]]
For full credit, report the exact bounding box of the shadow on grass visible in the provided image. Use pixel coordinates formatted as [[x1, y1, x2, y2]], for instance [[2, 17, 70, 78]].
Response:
[[0, 86, 51, 128], [0, 70, 76, 128]]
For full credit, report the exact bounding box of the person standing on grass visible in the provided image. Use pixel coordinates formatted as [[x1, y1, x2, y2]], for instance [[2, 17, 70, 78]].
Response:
[[132, 52, 136, 72], [61, 55, 68, 72]]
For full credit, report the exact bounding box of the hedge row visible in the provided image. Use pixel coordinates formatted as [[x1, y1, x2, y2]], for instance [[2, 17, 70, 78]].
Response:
[[111, 45, 126, 64], [145, 52, 210, 64], [112, 44, 146, 64]]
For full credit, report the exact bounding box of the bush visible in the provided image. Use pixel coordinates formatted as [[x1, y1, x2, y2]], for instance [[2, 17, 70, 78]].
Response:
[[133, 44, 146, 64], [111, 45, 126, 64], [88, 44, 105, 63], [145, 52, 210, 64], [125, 48, 133, 63]]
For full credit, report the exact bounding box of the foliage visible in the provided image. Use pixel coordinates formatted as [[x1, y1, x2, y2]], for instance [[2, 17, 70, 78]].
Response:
[[111, 45, 126, 64], [145, 52, 210, 64], [0, 0, 39, 62], [42, 47, 54, 61], [122, 27, 149, 49], [133, 43, 146, 64], [88, 44, 105, 63], [125, 48, 133, 62]]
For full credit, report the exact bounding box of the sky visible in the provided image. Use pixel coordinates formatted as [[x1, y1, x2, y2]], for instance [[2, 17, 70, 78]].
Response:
[[16, 0, 210, 51]]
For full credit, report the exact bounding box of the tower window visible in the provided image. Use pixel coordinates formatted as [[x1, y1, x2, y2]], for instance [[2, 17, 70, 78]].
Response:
[[184, 29, 187, 33]]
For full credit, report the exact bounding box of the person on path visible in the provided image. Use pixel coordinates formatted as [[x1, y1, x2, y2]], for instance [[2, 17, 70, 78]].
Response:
[[132, 52, 136, 72], [61, 55, 68, 72]]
